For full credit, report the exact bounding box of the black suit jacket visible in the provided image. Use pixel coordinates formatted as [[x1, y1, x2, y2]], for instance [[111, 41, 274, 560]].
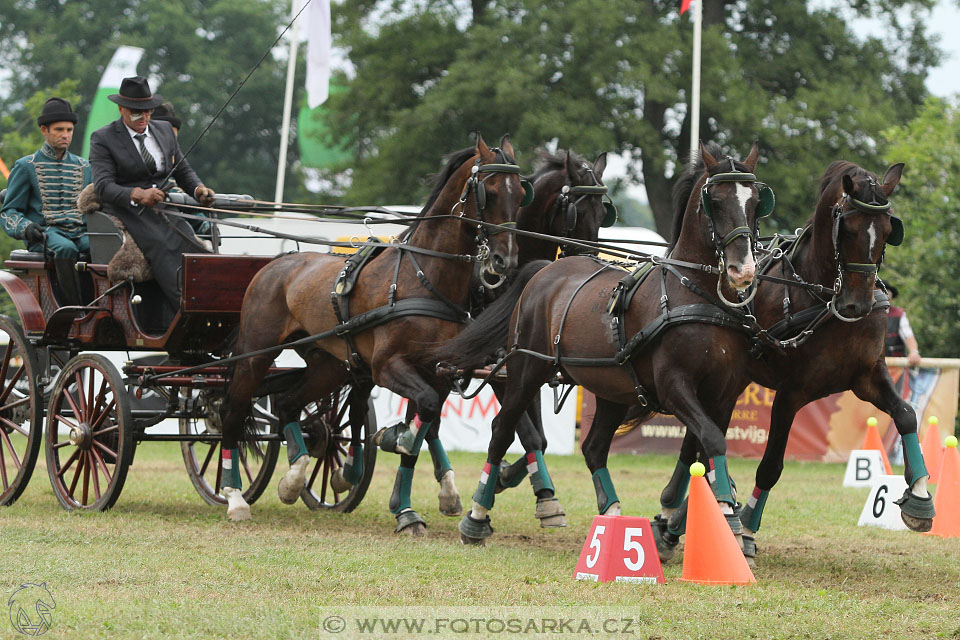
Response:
[[89, 119, 203, 208]]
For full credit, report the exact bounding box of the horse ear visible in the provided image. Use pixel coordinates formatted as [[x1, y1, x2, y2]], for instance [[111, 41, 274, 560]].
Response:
[[499, 134, 515, 157], [842, 174, 855, 195], [564, 149, 578, 181], [881, 162, 905, 196], [699, 140, 717, 168], [475, 132, 491, 157], [593, 152, 608, 178], [743, 140, 760, 172]]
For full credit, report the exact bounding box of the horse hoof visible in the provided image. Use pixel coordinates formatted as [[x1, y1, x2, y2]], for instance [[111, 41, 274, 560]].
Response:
[[894, 488, 936, 532], [330, 468, 354, 494], [376, 422, 416, 455], [458, 514, 494, 543], [395, 510, 427, 536], [742, 534, 757, 569], [277, 457, 309, 504], [603, 501, 622, 516], [535, 498, 567, 528], [223, 487, 251, 522], [438, 471, 462, 516], [651, 515, 679, 563]]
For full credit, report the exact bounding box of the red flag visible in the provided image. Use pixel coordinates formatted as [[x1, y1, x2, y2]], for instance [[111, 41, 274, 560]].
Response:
[[680, 0, 692, 14]]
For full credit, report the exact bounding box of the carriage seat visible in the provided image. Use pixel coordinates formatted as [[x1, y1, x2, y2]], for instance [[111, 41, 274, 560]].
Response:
[[7, 249, 46, 262], [79, 184, 154, 282]]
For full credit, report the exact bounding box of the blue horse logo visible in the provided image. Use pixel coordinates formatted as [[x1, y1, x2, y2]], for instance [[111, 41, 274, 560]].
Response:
[[8, 583, 55, 636]]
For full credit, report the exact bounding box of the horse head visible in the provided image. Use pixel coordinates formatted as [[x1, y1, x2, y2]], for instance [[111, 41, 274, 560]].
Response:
[[817, 161, 904, 320], [687, 141, 765, 294]]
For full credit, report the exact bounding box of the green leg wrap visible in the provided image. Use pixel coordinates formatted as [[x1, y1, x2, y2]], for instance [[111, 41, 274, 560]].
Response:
[[740, 486, 769, 533], [497, 458, 529, 490], [283, 421, 307, 464], [472, 461, 501, 510], [528, 451, 555, 494], [902, 432, 929, 486], [709, 455, 735, 505], [389, 465, 415, 515], [428, 438, 452, 482], [409, 418, 431, 455], [660, 459, 691, 509], [222, 448, 242, 490], [344, 444, 364, 485], [592, 468, 620, 514]]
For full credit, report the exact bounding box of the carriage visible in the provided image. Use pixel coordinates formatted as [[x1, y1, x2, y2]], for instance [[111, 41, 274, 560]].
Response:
[[0, 191, 379, 512]]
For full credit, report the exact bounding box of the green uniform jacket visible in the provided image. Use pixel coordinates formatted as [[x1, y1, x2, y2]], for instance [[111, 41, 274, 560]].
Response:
[[0, 142, 92, 240]]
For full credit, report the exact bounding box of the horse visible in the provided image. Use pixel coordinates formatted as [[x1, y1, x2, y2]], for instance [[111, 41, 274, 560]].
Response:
[[437, 141, 768, 543], [651, 159, 935, 564], [218, 134, 530, 532], [377, 147, 616, 526]]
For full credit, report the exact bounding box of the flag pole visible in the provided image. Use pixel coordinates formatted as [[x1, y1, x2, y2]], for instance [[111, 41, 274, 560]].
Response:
[[275, 0, 301, 205], [689, 0, 702, 159]]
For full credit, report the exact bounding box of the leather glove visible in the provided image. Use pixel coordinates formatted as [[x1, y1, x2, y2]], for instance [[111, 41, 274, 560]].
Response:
[[194, 185, 216, 207], [23, 223, 45, 245], [132, 187, 166, 208]]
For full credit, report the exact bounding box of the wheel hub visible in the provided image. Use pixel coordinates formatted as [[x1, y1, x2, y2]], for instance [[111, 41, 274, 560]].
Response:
[[68, 422, 91, 449]]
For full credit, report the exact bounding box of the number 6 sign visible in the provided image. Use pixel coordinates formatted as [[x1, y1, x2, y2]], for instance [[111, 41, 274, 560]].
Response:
[[857, 474, 909, 531], [573, 515, 665, 584]]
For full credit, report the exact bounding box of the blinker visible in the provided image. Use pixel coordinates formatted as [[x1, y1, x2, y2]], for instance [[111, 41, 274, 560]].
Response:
[[520, 180, 535, 207], [601, 200, 617, 227]]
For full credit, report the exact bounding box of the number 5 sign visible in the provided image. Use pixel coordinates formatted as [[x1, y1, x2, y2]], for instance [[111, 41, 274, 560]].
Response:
[[573, 515, 665, 584]]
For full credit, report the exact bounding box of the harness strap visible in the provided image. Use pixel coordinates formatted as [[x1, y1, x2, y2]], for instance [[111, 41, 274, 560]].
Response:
[[553, 265, 610, 366], [405, 250, 471, 323]]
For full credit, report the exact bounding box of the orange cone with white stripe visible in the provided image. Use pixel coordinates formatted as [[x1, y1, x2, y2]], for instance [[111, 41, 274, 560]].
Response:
[[862, 417, 893, 475]]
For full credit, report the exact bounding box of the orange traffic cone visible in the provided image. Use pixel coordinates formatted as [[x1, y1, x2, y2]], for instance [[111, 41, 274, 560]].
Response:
[[920, 416, 943, 484], [925, 436, 960, 538], [680, 462, 756, 585], [863, 417, 893, 475]]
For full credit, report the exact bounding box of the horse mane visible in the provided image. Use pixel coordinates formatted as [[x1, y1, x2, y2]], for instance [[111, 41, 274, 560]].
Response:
[[529, 148, 588, 182], [420, 146, 476, 215], [668, 142, 751, 252], [816, 161, 883, 200]]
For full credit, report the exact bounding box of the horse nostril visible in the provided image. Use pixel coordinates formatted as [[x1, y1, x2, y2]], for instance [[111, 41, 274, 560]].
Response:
[[493, 254, 506, 271]]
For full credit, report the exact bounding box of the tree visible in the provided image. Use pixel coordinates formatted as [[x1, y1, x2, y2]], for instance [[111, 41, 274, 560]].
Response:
[[881, 97, 960, 358], [0, 0, 297, 199], [326, 0, 940, 237]]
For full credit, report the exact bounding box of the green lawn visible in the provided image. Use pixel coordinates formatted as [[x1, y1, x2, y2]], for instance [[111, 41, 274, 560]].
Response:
[[1, 444, 958, 639]]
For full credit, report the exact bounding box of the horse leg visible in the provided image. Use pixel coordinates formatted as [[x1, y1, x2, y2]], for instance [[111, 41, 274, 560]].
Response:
[[512, 396, 565, 528], [651, 432, 698, 562], [852, 363, 935, 531], [422, 409, 462, 517], [486, 380, 530, 492], [331, 382, 374, 492], [220, 352, 276, 522], [580, 397, 629, 517]]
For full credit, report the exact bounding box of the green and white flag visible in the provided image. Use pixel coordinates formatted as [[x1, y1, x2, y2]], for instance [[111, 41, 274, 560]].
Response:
[[81, 46, 145, 158]]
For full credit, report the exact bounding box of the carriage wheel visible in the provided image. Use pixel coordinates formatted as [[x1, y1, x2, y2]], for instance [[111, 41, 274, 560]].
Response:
[[0, 316, 43, 506], [45, 354, 133, 511], [300, 387, 377, 512], [180, 394, 281, 507]]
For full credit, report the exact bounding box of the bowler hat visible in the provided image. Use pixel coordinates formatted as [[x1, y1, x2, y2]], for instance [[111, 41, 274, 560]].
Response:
[[151, 102, 181, 130], [108, 76, 164, 110], [37, 97, 78, 127]]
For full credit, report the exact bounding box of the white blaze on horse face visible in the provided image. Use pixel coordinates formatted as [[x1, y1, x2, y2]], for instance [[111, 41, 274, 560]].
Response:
[[867, 219, 877, 256], [732, 183, 757, 282]]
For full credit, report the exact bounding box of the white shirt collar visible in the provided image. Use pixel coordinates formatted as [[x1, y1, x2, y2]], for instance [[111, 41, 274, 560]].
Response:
[[123, 122, 152, 139]]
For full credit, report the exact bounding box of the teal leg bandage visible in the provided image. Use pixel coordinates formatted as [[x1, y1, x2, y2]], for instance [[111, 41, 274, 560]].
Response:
[[389, 466, 415, 514], [428, 438, 452, 482], [472, 461, 500, 509], [343, 444, 364, 485], [740, 486, 769, 532], [283, 421, 308, 464], [902, 432, 929, 485], [222, 448, 242, 490], [709, 455, 735, 505], [592, 468, 620, 514], [660, 459, 691, 509], [498, 458, 529, 489], [527, 451, 555, 494]]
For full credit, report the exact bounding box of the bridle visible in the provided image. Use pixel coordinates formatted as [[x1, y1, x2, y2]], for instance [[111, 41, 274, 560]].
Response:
[[551, 165, 618, 255]]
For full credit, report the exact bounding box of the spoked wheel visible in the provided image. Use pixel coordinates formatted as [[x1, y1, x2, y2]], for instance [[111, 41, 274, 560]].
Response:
[[180, 392, 281, 506], [300, 386, 377, 512], [0, 316, 43, 506], [45, 354, 133, 511]]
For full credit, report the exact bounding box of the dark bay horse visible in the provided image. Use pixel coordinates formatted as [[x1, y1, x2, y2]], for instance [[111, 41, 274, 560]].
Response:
[[653, 160, 935, 563], [438, 142, 766, 543], [377, 147, 616, 525], [218, 135, 528, 527]]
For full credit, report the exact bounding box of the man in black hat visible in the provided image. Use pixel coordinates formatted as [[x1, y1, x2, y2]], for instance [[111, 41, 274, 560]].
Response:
[[89, 75, 216, 315], [1, 97, 92, 305]]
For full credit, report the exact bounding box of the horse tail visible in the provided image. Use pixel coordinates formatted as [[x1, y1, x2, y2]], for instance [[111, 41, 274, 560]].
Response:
[[433, 260, 550, 371], [615, 403, 657, 435]]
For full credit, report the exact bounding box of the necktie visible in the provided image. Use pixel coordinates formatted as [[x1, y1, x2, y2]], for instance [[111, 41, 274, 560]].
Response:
[[134, 133, 157, 174]]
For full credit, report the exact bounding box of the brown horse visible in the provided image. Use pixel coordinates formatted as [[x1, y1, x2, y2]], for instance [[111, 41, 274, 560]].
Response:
[[218, 135, 528, 529], [652, 160, 935, 564], [438, 142, 766, 542]]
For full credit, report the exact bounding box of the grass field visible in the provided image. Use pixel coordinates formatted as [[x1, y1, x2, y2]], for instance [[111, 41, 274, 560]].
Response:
[[1, 444, 958, 639]]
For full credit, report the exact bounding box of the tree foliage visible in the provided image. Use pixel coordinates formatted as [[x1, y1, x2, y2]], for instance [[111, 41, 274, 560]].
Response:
[[882, 97, 960, 357], [326, 0, 940, 236]]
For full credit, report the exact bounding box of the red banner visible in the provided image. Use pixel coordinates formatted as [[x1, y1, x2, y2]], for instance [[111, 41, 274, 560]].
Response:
[[580, 362, 958, 462]]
